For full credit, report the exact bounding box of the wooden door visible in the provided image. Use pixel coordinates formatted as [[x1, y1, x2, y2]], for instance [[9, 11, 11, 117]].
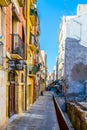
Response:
[[9, 84, 15, 117]]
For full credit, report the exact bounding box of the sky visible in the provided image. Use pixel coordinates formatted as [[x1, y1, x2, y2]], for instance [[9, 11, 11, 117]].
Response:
[[37, 0, 87, 73]]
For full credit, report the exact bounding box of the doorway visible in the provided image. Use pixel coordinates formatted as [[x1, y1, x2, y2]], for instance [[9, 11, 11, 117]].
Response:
[[8, 72, 15, 117], [9, 83, 15, 117]]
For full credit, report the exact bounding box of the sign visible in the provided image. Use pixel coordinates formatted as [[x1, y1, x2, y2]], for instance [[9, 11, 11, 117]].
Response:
[[8, 60, 15, 70], [15, 60, 24, 70], [8, 60, 24, 71]]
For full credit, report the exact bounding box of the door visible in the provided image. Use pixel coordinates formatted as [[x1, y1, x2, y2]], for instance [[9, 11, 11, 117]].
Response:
[[9, 84, 15, 117]]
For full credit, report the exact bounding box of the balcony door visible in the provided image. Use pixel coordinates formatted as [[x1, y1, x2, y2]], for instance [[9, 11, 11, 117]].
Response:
[[12, 16, 18, 34]]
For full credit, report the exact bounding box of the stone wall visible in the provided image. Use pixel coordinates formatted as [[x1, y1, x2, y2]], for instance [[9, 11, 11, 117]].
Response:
[[64, 38, 87, 95], [67, 102, 87, 130]]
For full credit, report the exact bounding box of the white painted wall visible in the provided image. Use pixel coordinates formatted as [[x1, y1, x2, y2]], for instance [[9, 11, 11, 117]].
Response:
[[77, 4, 87, 16], [66, 13, 87, 47], [58, 5, 87, 95]]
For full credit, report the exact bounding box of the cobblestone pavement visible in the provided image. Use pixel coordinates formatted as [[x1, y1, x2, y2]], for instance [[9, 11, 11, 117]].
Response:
[[5, 92, 60, 130]]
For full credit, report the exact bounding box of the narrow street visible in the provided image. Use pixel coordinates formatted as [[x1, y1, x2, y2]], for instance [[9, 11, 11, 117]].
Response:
[[0, 1, 87, 130], [5, 92, 60, 130]]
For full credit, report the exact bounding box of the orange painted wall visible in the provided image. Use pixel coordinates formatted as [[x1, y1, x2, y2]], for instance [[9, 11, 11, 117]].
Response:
[[6, 6, 10, 52]]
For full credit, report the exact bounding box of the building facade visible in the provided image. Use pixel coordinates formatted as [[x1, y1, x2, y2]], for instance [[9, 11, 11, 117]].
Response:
[[26, 0, 40, 108], [40, 50, 47, 92], [53, 65, 56, 81], [58, 4, 87, 96], [0, 0, 41, 129], [0, 3, 7, 128], [47, 73, 54, 85], [56, 56, 58, 80], [5, 0, 27, 127]]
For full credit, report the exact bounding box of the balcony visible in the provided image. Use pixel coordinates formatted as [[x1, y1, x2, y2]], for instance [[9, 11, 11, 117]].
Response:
[[36, 18, 40, 36], [29, 33, 37, 51], [30, 6, 38, 26], [11, 34, 25, 59], [40, 72, 45, 80], [28, 64, 37, 77], [36, 24, 40, 36], [0, 0, 11, 6], [18, 0, 25, 7], [34, 55, 38, 65], [34, 59, 38, 65], [36, 63, 41, 71], [36, 30, 40, 36], [36, 43, 40, 53]]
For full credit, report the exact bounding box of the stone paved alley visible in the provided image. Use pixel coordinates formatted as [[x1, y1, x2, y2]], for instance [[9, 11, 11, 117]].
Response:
[[5, 92, 60, 130]]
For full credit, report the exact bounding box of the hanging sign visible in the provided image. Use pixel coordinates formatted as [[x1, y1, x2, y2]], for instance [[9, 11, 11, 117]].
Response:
[[8, 60, 24, 71]]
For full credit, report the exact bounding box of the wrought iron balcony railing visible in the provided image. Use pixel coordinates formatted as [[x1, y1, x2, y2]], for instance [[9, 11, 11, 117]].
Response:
[[28, 64, 37, 75], [30, 5, 37, 26], [11, 34, 25, 59], [30, 33, 37, 46], [36, 19, 40, 36], [34, 55, 38, 65], [36, 42, 40, 53], [30, 6, 37, 16]]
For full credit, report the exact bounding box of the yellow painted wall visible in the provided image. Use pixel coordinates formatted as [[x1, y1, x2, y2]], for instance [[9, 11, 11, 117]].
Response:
[[26, 0, 37, 109], [6, 0, 26, 119], [26, 0, 31, 109]]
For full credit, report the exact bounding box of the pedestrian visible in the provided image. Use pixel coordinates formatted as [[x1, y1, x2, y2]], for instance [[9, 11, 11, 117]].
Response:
[[41, 91, 43, 96]]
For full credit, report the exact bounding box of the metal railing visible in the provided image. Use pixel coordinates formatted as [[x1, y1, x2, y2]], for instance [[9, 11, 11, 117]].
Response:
[[30, 7, 37, 17], [53, 96, 70, 130], [11, 34, 25, 59], [28, 64, 37, 75], [30, 33, 37, 46]]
